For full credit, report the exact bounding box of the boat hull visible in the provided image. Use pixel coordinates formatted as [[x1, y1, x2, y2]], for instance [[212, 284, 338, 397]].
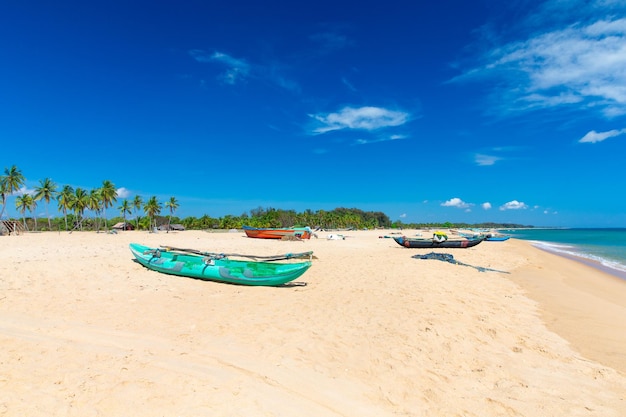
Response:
[[130, 243, 312, 286], [393, 236, 485, 248], [242, 226, 312, 239], [485, 235, 511, 241]]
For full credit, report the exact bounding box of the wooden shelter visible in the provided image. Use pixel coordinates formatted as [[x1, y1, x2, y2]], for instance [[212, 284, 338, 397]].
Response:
[[112, 222, 135, 231], [0, 220, 25, 235]]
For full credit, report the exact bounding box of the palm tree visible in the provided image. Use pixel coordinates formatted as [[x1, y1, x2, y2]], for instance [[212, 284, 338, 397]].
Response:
[[99, 180, 117, 231], [15, 194, 34, 231], [118, 199, 132, 229], [0, 165, 26, 220], [132, 195, 143, 230], [87, 188, 103, 232], [33, 178, 58, 231], [71, 188, 89, 231], [164, 196, 179, 232], [30, 198, 39, 231], [57, 185, 75, 231], [143, 196, 161, 232]]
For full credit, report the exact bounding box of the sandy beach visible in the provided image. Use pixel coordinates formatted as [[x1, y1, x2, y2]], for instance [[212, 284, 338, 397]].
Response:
[[1, 229, 625, 416]]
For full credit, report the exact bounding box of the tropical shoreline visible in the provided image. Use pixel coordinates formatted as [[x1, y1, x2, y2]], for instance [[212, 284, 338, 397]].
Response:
[[0, 230, 625, 416], [533, 243, 626, 282]]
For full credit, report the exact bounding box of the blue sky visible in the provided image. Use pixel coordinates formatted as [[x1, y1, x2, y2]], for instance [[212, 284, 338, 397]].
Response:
[[2, 0, 626, 227]]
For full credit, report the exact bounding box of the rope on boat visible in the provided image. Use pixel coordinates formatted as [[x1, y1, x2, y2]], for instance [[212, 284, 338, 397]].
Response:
[[412, 252, 509, 273], [143, 249, 161, 257], [159, 246, 315, 261]]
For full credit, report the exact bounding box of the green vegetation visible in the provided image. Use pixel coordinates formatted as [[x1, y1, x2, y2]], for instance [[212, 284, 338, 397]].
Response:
[[0, 164, 532, 232]]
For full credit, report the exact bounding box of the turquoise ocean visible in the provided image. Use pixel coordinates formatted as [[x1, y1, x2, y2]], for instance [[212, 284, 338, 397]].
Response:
[[503, 228, 626, 281]]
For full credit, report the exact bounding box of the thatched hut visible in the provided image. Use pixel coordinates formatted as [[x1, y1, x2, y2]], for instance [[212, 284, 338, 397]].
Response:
[[112, 222, 135, 231]]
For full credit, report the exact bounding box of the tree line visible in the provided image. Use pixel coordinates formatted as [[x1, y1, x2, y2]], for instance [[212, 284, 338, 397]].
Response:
[[0, 165, 178, 232], [1, 164, 531, 232]]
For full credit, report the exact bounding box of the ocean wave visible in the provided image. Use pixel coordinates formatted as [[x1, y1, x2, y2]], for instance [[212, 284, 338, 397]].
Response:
[[531, 240, 626, 275]]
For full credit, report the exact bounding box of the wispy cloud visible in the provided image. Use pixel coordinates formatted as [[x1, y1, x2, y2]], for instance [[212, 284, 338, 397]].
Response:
[[309, 106, 411, 135], [579, 128, 626, 143], [189, 49, 298, 92], [474, 153, 503, 166], [211, 52, 251, 85], [454, 2, 626, 118], [309, 31, 355, 52], [353, 134, 408, 146], [341, 77, 357, 92], [472, 146, 521, 166], [189, 50, 251, 85]]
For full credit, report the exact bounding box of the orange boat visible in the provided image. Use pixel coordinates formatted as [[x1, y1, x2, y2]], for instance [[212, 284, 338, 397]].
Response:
[[243, 226, 313, 239]]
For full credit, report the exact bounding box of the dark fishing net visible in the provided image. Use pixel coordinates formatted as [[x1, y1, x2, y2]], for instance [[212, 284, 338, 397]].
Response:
[[411, 252, 509, 273]]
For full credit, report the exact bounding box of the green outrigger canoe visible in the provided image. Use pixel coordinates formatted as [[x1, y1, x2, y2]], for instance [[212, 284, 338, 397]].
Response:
[[129, 243, 313, 286]]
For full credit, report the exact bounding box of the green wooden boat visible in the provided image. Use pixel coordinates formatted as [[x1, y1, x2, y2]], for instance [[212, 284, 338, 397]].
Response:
[[129, 243, 313, 286]]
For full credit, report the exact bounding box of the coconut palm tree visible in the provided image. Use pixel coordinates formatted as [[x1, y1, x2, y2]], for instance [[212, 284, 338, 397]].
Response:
[[57, 185, 75, 231], [118, 199, 132, 230], [33, 178, 58, 231], [98, 180, 117, 231], [132, 195, 143, 230], [29, 197, 39, 231], [0, 165, 26, 220], [15, 194, 34, 231], [71, 188, 89, 231], [164, 196, 179, 233], [87, 188, 103, 232], [143, 196, 161, 232]]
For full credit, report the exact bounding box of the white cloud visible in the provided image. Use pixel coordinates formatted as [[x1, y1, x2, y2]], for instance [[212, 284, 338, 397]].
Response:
[[499, 200, 528, 210], [456, 8, 626, 117], [474, 153, 502, 166], [579, 128, 626, 143], [399, 213, 407, 218], [309, 106, 410, 134], [15, 186, 34, 196], [482, 202, 492, 210], [116, 187, 131, 199], [441, 197, 472, 209]]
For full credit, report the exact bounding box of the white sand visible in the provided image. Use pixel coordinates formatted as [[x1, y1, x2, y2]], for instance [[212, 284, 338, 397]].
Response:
[[1, 230, 625, 416]]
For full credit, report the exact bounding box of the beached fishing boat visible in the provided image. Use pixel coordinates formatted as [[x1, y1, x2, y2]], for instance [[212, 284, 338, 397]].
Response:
[[393, 236, 485, 249], [485, 235, 511, 241], [129, 243, 313, 286], [458, 232, 483, 239], [242, 225, 313, 239]]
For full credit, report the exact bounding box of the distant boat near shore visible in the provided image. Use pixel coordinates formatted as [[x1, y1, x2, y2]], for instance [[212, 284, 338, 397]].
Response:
[[242, 225, 313, 240], [393, 235, 485, 249], [485, 234, 511, 241]]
